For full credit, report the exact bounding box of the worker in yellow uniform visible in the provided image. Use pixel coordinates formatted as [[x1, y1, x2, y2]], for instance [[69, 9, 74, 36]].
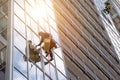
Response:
[[37, 32, 57, 65]]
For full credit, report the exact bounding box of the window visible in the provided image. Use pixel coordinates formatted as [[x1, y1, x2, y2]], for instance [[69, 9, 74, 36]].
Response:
[[57, 70, 67, 80], [27, 27, 39, 45], [45, 64, 57, 80], [14, 31, 26, 54], [14, 15, 25, 37], [37, 68, 44, 80], [13, 47, 27, 77], [13, 68, 27, 80], [29, 64, 37, 80], [55, 54, 66, 75], [15, 0, 24, 9], [14, 2, 25, 22]]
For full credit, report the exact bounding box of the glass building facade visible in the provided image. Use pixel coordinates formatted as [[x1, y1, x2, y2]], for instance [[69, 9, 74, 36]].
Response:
[[0, 0, 120, 80], [5, 0, 67, 80]]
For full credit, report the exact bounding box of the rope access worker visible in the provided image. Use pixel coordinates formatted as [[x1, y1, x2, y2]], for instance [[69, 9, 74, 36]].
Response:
[[103, 2, 112, 14], [37, 32, 57, 65], [23, 40, 41, 63]]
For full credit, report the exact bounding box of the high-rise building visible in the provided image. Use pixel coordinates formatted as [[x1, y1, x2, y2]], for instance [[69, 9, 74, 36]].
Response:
[[0, 0, 120, 80], [53, 0, 120, 80]]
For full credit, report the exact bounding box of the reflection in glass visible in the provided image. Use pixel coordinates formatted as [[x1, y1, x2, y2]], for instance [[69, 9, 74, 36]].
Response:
[[26, 15, 31, 27], [12, 0, 67, 80], [29, 19, 38, 34], [14, 2, 25, 22], [45, 75, 51, 80], [13, 68, 27, 80], [25, 1, 32, 16], [37, 68, 44, 80], [29, 63, 44, 80], [45, 64, 57, 80], [14, 47, 27, 77], [57, 70, 67, 80], [14, 31, 26, 54], [55, 54, 66, 75], [15, 0, 24, 9], [14, 15, 25, 37], [29, 64, 36, 80], [27, 27, 39, 45], [36, 60, 42, 68], [50, 28, 59, 41], [54, 48, 63, 59]]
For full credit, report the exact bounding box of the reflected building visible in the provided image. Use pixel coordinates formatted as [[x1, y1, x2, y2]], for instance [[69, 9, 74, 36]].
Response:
[[0, 0, 120, 80], [0, 0, 7, 80]]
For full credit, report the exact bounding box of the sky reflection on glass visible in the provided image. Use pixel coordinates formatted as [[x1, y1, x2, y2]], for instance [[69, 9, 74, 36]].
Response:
[[13, 0, 66, 80]]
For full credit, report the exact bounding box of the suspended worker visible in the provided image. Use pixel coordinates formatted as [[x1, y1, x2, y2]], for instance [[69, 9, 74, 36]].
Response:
[[23, 40, 41, 63], [37, 32, 57, 65], [103, 2, 112, 14]]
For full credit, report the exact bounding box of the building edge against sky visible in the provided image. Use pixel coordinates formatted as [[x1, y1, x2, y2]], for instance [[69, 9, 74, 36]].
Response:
[[0, 0, 120, 80]]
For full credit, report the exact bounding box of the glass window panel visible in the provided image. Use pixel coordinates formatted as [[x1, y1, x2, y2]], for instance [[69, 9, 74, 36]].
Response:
[[44, 23, 50, 32], [15, 0, 24, 9], [36, 61, 42, 68], [57, 70, 67, 80], [14, 15, 25, 37], [27, 27, 39, 45], [45, 75, 51, 80], [37, 68, 44, 80], [25, 1, 37, 21], [14, 47, 27, 76], [49, 19, 58, 31], [50, 58, 55, 65], [26, 15, 31, 27], [25, 1, 32, 15], [26, 0, 35, 6], [55, 54, 66, 75], [38, 17, 46, 29], [13, 68, 27, 80], [45, 64, 57, 80], [14, 2, 25, 22], [46, 8, 58, 32], [14, 31, 26, 54], [29, 64, 44, 80], [50, 28, 60, 43], [54, 48, 63, 59], [29, 64, 36, 80], [30, 19, 38, 34]]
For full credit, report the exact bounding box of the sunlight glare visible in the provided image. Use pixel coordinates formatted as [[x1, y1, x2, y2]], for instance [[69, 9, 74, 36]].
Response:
[[31, 0, 52, 21]]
